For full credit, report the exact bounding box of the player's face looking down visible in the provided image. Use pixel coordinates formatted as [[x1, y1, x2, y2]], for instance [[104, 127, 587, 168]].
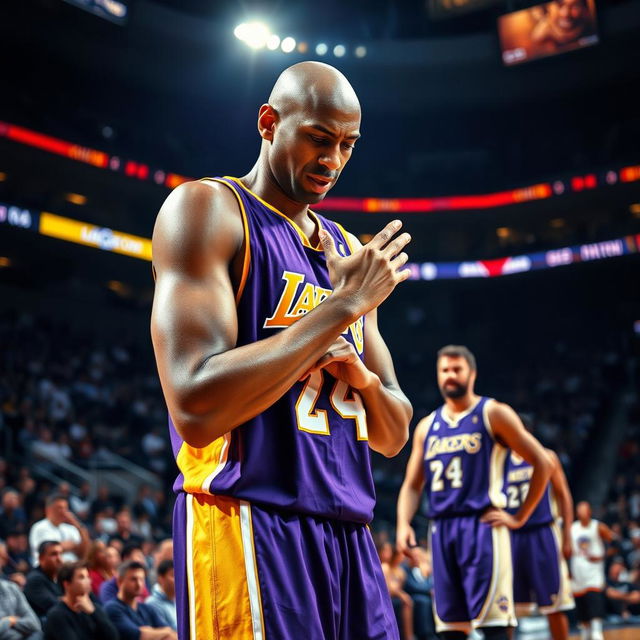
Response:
[[437, 356, 475, 399], [260, 102, 361, 205]]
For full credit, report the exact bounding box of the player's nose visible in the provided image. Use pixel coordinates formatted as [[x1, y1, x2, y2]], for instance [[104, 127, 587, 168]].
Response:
[[318, 147, 341, 172]]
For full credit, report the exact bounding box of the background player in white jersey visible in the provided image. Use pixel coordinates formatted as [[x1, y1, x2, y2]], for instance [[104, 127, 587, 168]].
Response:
[[396, 345, 553, 640], [571, 501, 615, 640]]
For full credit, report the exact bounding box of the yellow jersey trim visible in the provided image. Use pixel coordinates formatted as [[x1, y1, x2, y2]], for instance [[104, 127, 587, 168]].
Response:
[[198, 177, 252, 305], [225, 176, 325, 252]]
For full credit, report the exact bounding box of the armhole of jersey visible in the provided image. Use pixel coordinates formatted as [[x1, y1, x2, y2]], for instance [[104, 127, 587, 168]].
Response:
[[335, 222, 356, 255], [199, 177, 252, 305], [420, 412, 437, 456], [483, 397, 497, 442]]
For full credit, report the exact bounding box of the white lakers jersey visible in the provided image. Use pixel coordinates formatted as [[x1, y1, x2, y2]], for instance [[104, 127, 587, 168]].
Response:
[[570, 519, 605, 593]]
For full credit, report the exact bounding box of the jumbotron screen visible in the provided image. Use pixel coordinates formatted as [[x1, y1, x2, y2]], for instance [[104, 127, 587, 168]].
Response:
[[498, 0, 598, 66]]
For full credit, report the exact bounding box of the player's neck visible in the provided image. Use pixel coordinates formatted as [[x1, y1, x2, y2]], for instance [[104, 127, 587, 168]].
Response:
[[443, 393, 479, 417], [241, 164, 310, 222]]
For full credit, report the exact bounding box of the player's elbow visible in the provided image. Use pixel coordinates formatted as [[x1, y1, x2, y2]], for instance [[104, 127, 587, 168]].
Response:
[[170, 404, 227, 449], [373, 429, 410, 458], [535, 451, 554, 479]]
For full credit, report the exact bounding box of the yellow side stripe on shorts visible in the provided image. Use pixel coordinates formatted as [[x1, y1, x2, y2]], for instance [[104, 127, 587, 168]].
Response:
[[187, 494, 258, 639]]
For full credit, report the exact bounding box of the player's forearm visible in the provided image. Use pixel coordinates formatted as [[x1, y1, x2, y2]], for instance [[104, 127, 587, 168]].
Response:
[[559, 492, 573, 540], [360, 377, 412, 457], [169, 294, 360, 447], [397, 482, 422, 528], [513, 454, 553, 526]]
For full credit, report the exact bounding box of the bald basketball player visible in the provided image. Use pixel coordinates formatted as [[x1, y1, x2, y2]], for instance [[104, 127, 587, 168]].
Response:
[[151, 62, 413, 640]]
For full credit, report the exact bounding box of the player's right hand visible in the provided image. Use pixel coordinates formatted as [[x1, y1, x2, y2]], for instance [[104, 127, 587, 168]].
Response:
[[396, 523, 418, 559], [319, 220, 411, 318]]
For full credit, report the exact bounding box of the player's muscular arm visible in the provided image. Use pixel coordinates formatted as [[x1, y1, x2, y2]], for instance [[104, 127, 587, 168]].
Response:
[[396, 418, 429, 557], [151, 181, 410, 448], [547, 449, 574, 559], [481, 401, 553, 529]]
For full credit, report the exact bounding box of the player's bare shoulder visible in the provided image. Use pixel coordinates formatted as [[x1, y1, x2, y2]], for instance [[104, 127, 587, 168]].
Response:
[[152, 179, 244, 275], [485, 398, 518, 426]]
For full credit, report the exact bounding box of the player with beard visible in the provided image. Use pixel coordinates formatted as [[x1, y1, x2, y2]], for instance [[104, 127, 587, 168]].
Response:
[[396, 345, 553, 640]]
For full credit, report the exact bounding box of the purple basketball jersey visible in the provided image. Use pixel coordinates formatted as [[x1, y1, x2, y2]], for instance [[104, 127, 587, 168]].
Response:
[[168, 177, 375, 523], [505, 451, 554, 528], [423, 397, 508, 518]]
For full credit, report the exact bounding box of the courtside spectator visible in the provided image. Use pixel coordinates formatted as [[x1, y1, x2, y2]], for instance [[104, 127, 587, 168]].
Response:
[[3, 531, 31, 587], [605, 557, 640, 623], [23, 542, 63, 620], [0, 541, 42, 640], [99, 544, 148, 604], [145, 560, 176, 631], [109, 509, 143, 548], [402, 547, 436, 640], [105, 561, 176, 640], [86, 541, 116, 597], [29, 495, 89, 564], [44, 562, 117, 640]]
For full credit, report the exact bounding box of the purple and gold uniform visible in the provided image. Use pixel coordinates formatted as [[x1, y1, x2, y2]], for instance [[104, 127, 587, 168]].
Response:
[[505, 452, 574, 614], [422, 397, 517, 632], [170, 177, 398, 640]]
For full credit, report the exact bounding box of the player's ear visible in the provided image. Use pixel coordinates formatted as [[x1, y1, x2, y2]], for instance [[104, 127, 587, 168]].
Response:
[[257, 104, 277, 142]]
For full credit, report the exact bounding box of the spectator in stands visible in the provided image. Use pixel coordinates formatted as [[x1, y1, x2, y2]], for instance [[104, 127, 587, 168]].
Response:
[[402, 546, 436, 640], [86, 541, 116, 597], [99, 544, 149, 604], [29, 495, 89, 565], [3, 532, 31, 587], [379, 541, 414, 640], [68, 483, 91, 524], [145, 559, 176, 631], [23, 542, 62, 620], [109, 509, 143, 548], [628, 528, 640, 569], [44, 562, 117, 640], [89, 486, 116, 523], [0, 542, 42, 640], [0, 489, 27, 538], [605, 557, 640, 623], [105, 561, 177, 640]]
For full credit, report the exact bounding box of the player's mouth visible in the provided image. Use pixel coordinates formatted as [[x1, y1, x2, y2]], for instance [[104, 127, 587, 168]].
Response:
[[306, 174, 333, 194]]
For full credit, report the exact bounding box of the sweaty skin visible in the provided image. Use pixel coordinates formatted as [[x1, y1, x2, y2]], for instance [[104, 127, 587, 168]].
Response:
[[151, 61, 412, 456]]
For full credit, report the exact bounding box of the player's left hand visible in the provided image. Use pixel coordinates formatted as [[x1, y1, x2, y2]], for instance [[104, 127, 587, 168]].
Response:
[[480, 507, 522, 530], [562, 538, 572, 560], [304, 337, 377, 390]]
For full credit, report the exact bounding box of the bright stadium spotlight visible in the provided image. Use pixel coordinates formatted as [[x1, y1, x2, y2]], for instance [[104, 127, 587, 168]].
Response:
[[281, 37, 296, 53], [234, 23, 249, 40], [315, 43, 328, 56], [234, 22, 270, 49], [266, 34, 281, 50], [355, 45, 367, 58], [333, 44, 346, 57]]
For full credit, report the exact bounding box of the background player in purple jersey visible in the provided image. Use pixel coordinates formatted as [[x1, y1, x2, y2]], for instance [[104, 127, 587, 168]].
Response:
[[151, 61, 413, 640], [396, 345, 553, 640], [505, 434, 575, 640]]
